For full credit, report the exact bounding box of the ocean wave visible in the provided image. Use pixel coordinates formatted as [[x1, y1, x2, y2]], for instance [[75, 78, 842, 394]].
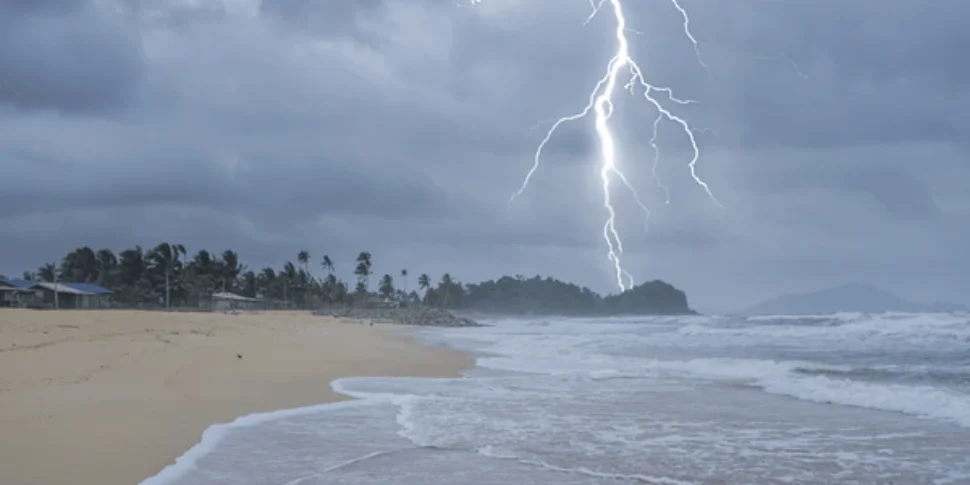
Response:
[[792, 365, 970, 386], [674, 312, 970, 345], [463, 335, 970, 428], [614, 358, 970, 428]]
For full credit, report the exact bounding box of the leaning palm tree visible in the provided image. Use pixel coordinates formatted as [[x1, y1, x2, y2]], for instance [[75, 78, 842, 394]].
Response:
[[354, 262, 370, 293], [172, 243, 186, 273], [320, 255, 334, 275], [220, 249, 244, 292], [418, 273, 431, 291], [60, 246, 98, 282], [147, 243, 180, 309], [95, 248, 118, 287], [297, 250, 310, 277], [282, 261, 298, 304]]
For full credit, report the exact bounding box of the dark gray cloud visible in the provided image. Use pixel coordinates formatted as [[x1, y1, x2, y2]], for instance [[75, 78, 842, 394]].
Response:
[[696, 0, 970, 150], [0, 0, 967, 311], [0, 0, 143, 114], [259, 0, 382, 30]]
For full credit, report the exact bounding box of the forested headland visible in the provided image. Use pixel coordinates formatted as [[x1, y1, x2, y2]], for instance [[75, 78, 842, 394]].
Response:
[[2, 243, 695, 315]]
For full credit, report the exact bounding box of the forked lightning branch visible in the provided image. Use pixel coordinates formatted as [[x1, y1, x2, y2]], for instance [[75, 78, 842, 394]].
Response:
[[473, 0, 722, 292]]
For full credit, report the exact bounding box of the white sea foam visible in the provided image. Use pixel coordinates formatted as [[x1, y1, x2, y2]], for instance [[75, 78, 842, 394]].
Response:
[[637, 357, 970, 427], [138, 399, 389, 485], [682, 312, 970, 344]]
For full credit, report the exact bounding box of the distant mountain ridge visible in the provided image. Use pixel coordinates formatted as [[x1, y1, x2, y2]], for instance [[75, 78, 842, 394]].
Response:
[[743, 283, 968, 315]]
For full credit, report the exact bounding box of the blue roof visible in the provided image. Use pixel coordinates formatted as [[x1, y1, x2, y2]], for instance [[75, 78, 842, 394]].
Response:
[[62, 282, 113, 294], [2, 278, 38, 289], [0, 279, 112, 294]]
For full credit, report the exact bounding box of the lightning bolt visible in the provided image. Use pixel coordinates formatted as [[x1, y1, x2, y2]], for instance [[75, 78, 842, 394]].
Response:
[[500, 0, 722, 292]]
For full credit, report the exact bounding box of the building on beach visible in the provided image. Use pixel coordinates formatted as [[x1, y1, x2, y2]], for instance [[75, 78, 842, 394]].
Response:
[[200, 291, 263, 311], [0, 280, 33, 307], [0, 279, 113, 309]]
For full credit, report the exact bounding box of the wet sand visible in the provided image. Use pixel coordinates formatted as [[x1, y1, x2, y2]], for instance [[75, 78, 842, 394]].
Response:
[[0, 309, 472, 485]]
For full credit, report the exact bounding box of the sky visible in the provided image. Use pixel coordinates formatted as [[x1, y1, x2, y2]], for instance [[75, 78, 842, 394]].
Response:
[[1, 0, 967, 312]]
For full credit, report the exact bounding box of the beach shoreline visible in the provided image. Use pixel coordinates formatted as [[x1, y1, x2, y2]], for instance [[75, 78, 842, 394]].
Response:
[[0, 309, 473, 485]]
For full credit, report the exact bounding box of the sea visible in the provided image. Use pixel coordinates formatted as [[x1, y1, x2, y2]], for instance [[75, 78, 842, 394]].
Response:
[[142, 312, 970, 485]]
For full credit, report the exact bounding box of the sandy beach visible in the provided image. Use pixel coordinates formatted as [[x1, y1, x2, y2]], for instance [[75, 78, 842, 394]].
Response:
[[0, 309, 472, 485]]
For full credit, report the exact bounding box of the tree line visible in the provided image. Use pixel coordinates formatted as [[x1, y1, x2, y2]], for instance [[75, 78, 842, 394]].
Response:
[[6, 244, 454, 309], [3, 243, 694, 314]]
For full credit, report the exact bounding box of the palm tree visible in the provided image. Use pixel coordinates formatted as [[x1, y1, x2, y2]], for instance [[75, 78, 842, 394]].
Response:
[[118, 247, 144, 286], [147, 243, 181, 309], [96, 248, 118, 287], [38, 263, 57, 283], [61, 246, 98, 282], [258, 267, 278, 300], [172, 244, 186, 291], [418, 273, 431, 291], [379, 274, 395, 299], [240, 270, 258, 298], [417, 273, 432, 306], [354, 252, 372, 293], [320, 254, 334, 276], [439, 273, 455, 308], [330, 280, 348, 305], [220, 249, 244, 292], [282, 261, 298, 304], [323, 273, 338, 306], [400, 269, 409, 295], [297, 250, 310, 278]]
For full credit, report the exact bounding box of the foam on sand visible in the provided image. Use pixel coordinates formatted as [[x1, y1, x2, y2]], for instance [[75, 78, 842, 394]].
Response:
[[0, 309, 469, 485]]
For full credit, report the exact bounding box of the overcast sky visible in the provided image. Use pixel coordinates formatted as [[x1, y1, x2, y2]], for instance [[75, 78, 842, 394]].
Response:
[[1, 0, 967, 312]]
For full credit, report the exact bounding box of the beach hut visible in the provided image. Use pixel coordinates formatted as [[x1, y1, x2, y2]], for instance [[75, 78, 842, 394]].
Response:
[[0, 279, 40, 307], [15, 281, 113, 309], [60, 283, 113, 309], [0, 279, 33, 307], [358, 294, 398, 309], [202, 291, 263, 311]]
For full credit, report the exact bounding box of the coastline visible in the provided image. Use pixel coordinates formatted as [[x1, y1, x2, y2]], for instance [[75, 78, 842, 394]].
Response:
[[0, 309, 473, 485]]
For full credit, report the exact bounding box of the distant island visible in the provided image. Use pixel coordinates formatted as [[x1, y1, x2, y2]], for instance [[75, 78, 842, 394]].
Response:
[[1, 243, 695, 315], [743, 282, 968, 315]]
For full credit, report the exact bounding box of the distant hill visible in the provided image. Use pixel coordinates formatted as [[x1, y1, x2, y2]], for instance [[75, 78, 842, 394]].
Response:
[[460, 275, 696, 316], [743, 283, 968, 315]]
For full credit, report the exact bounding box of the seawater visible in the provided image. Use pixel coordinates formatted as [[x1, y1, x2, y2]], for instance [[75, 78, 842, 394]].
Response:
[[142, 313, 970, 485]]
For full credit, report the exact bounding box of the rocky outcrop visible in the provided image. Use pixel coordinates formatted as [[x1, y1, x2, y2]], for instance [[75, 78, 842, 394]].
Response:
[[315, 307, 482, 327]]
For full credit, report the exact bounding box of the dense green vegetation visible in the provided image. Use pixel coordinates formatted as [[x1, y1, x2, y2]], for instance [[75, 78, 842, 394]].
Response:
[[463, 275, 694, 315], [7, 243, 694, 314]]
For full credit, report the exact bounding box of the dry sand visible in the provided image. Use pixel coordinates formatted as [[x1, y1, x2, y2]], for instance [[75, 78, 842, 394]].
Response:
[[0, 309, 472, 485]]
